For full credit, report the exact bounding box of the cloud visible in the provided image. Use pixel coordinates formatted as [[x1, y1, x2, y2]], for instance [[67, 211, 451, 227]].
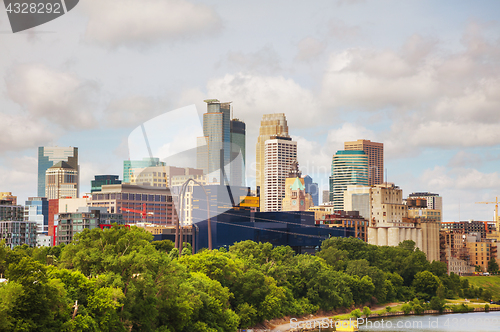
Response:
[[420, 166, 500, 191], [447, 151, 483, 168], [0, 156, 38, 203], [103, 95, 170, 128], [295, 37, 326, 61], [0, 114, 57, 152], [82, 0, 222, 48], [6, 64, 99, 129], [328, 19, 361, 41], [223, 45, 283, 74]]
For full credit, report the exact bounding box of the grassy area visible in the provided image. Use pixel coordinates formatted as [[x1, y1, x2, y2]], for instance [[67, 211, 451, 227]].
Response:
[[463, 276, 500, 299]]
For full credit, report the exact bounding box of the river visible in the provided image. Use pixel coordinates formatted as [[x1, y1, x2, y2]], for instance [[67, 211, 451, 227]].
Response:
[[310, 311, 500, 332]]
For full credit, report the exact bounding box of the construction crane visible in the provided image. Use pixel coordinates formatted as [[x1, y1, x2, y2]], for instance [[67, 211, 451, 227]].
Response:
[[475, 197, 499, 231], [121, 203, 154, 221]]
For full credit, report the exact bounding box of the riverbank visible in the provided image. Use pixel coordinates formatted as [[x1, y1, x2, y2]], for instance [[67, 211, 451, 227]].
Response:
[[268, 304, 500, 332]]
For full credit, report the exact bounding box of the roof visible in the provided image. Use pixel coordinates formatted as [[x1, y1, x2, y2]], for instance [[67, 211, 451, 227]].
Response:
[[49, 161, 75, 169], [290, 177, 305, 191]]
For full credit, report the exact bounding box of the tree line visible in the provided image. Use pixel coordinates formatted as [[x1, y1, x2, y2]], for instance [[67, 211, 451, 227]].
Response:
[[0, 226, 494, 331]]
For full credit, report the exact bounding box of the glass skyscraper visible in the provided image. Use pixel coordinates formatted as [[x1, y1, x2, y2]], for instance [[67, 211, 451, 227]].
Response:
[[329, 150, 368, 211], [24, 197, 49, 234], [38, 147, 78, 197], [230, 119, 246, 187], [197, 100, 232, 184]]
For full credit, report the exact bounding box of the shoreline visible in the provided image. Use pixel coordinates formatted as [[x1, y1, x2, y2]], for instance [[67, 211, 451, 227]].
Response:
[[268, 305, 500, 332]]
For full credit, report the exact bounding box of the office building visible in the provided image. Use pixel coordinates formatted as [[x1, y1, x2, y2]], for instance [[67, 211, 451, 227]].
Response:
[[123, 157, 166, 184], [302, 175, 319, 206], [0, 201, 36, 248], [329, 150, 368, 211], [316, 210, 368, 242], [91, 175, 122, 193], [322, 190, 330, 204], [197, 99, 231, 184], [24, 197, 49, 235], [264, 137, 297, 212], [45, 161, 78, 199], [89, 184, 176, 225], [38, 147, 78, 197], [256, 114, 289, 210], [55, 207, 124, 245], [230, 118, 246, 187], [344, 139, 383, 186], [407, 192, 443, 221]]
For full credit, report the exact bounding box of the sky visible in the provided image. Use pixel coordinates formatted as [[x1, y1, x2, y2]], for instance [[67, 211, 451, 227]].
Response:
[[1, 0, 500, 222]]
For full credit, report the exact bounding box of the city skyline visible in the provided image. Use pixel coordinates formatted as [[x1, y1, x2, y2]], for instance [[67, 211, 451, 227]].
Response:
[[1, 1, 500, 222]]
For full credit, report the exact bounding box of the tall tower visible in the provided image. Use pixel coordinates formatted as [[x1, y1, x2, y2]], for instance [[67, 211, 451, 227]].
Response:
[[45, 161, 78, 199], [344, 139, 383, 186], [329, 150, 368, 211], [264, 136, 297, 212], [38, 147, 78, 197], [256, 114, 289, 210], [197, 99, 231, 184], [230, 118, 246, 187]]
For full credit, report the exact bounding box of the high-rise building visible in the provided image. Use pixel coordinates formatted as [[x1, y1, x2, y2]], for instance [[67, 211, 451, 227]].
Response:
[[0, 201, 36, 248], [230, 118, 246, 187], [45, 161, 78, 199], [91, 175, 122, 193], [197, 99, 231, 184], [256, 114, 289, 210], [24, 197, 49, 235], [128, 166, 204, 188], [123, 157, 165, 184], [322, 190, 330, 204], [38, 147, 78, 197], [344, 139, 383, 186], [302, 175, 319, 206], [329, 150, 368, 211], [264, 137, 297, 212]]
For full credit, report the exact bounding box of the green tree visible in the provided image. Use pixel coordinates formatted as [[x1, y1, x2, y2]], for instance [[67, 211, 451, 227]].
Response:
[[316, 246, 349, 271], [430, 296, 446, 313], [488, 257, 499, 274], [412, 271, 441, 301], [429, 261, 447, 277], [362, 306, 371, 317], [151, 240, 175, 253], [350, 308, 362, 318]]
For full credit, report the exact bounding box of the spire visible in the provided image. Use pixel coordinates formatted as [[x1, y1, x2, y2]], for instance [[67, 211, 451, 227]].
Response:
[[288, 160, 301, 178]]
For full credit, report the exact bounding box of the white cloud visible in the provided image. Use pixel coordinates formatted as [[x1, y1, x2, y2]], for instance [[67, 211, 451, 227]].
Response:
[[295, 37, 326, 61], [420, 166, 500, 191], [328, 19, 361, 41], [103, 95, 170, 128], [82, 0, 222, 48], [224, 45, 283, 74], [0, 114, 57, 153], [6, 64, 99, 129]]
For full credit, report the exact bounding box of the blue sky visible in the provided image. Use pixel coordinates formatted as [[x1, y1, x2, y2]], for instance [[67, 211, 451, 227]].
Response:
[[1, 0, 500, 222]]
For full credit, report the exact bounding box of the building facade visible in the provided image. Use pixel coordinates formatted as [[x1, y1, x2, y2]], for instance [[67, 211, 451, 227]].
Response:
[[123, 157, 166, 184], [0, 202, 36, 248], [256, 113, 289, 211], [197, 99, 231, 184], [45, 161, 78, 199], [282, 162, 314, 212], [90, 184, 176, 225], [91, 175, 122, 192], [24, 197, 49, 235], [38, 146, 78, 197], [302, 175, 319, 207], [264, 137, 297, 212], [329, 150, 368, 211], [0, 192, 17, 205], [230, 118, 246, 187], [344, 139, 383, 186], [55, 207, 124, 245]]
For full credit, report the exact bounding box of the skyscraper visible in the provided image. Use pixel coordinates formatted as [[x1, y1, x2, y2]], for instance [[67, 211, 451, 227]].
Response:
[[197, 99, 231, 184], [45, 161, 78, 199], [344, 139, 383, 186], [302, 175, 319, 206], [24, 197, 49, 235], [329, 150, 368, 211], [256, 114, 289, 210], [264, 136, 297, 212], [230, 118, 246, 187], [38, 147, 78, 197]]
